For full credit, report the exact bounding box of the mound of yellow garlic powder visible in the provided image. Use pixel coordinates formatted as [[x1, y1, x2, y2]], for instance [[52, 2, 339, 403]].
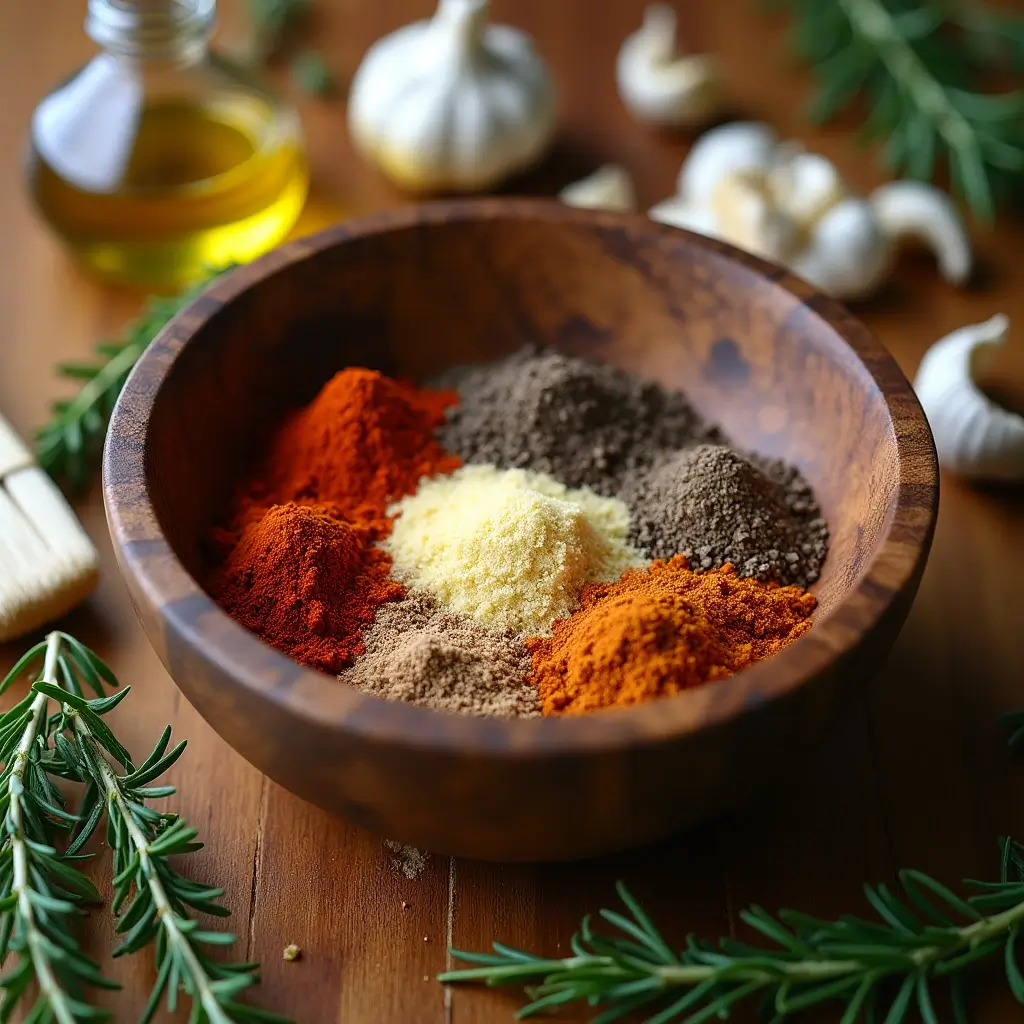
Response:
[[384, 465, 646, 634]]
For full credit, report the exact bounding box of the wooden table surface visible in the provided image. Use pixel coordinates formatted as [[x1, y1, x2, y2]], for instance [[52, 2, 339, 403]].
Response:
[[2, 1, 1023, 1020]]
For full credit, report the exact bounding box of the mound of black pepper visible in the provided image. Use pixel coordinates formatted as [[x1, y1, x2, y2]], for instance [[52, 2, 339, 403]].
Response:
[[435, 346, 722, 494], [623, 445, 829, 587]]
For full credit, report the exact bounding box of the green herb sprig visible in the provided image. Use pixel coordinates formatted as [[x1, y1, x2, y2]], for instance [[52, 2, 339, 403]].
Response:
[[0, 633, 288, 1024], [774, 0, 1024, 219], [0, 638, 117, 1023], [441, 855, 1024, 1023], [37, 267, 233, 490]]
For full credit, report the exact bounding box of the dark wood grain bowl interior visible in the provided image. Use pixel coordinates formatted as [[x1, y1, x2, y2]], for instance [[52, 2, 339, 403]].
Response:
[[102, 199, 938, 861]]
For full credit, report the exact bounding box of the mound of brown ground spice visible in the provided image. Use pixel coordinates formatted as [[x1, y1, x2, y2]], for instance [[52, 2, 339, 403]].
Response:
[[526, 556, 816, 715], [212, 502, 403, 673], [341, 590, 538, 717]]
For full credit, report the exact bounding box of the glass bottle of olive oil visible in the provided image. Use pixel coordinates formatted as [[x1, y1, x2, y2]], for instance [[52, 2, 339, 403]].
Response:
[[26, 0, 308, 289]]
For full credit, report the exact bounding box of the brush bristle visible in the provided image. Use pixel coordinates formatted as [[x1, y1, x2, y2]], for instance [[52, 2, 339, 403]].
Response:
[[0, 466, 100, 642]]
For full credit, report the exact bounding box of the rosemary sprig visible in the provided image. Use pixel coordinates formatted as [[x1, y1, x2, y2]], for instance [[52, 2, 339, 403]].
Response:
[[775, 0, 1024, 218], [33, 653, 287, 1024], [1, 634, 287, 1024], [0, 635, 117, 1024], [441, 846, 1024, 1021], [36, 266, 233, 490]]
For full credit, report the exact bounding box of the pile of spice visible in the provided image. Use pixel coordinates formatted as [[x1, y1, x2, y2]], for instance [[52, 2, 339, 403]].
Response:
[[623, 445, 828, 587], [436, 345, 722, 493], [222, 366, 460, 539], [384, 465, 645, 634], [210, 347, 830, 718], [527, 557, 817, 715], [210, 367, 459, 672], [214, 503, 402, 673], [341, 591, 539, 717]]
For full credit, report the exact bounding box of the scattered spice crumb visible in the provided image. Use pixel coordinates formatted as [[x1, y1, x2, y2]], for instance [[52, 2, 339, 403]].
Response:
[[423, 936, 429, 942], [282, 944, 301, 962], [401, 900, 409, 909], [384, 839, 429, 879]]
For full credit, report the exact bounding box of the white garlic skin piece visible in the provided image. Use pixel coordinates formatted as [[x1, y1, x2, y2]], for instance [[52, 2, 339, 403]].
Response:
[[676, 121, 777, 208], [789, 198, 892, 301], [648, 195, 719, 237], [710, 173, 799, 264], [914, 314, 1024, 482], [767, 147, 848, 231], [559, 165, 637, 212], [348, 0, 556, 192], [616, 5, 722, 128], [869, 180, 972, 285]]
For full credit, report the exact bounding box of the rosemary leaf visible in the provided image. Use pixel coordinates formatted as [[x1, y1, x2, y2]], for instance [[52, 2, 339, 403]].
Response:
[[33, 637, 292, 1024], [774, 0, 1024, 219], [442, 865, 1024, 1022], [36, 266, 235, 490]]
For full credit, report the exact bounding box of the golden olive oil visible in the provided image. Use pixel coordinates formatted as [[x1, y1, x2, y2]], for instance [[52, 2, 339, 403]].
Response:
[[28, 92, 307, 290]]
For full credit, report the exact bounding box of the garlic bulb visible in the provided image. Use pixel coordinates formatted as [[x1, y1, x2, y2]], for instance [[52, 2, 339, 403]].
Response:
[[348, 0, 556, 192], [616, 5, 722, 128], [650, 121, 973, 301], [914, 314, 1024, 482], [558, 165, 637, 211]]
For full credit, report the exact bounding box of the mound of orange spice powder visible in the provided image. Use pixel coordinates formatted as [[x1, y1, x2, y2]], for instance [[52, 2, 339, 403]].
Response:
[[228, 367, 461, 538], [210, 368, 461, 672], [526, 556, 816, 715]]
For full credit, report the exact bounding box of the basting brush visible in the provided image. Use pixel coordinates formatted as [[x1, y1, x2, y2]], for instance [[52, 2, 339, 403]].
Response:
[[0, 411, 99, 642]]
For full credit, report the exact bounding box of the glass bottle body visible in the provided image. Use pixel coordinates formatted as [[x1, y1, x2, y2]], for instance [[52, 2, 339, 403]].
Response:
[[26, 4, 308, 289]]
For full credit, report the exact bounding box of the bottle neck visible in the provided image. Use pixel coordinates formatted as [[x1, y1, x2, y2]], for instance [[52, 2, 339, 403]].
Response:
[[86, 0, 215, 62]]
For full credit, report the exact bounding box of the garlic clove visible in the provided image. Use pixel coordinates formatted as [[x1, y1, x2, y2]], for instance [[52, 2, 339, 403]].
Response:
[[767, 146, 848, 230], [676, 121, 777, 208], [788, 198, 891, 300], [347, 0, 556, 193], [648, 196, 719, 238], [914, 314, 1024, 481], [710, 172, 798, 263], [615, 5, 722, 129], [559, 165, 637, 211], [869, 180, 973, 286]]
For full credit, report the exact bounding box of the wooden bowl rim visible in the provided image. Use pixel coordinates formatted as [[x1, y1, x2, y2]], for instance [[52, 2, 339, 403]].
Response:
[[103, 198, 938, 758]]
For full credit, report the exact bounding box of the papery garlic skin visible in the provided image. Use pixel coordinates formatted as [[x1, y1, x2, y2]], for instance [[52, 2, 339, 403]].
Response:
[[647, 195, 718, 237], [710, 172, 798, 264], [789, 199, 891, 301], [676, 121, 777, 208], [870, 181, 973, 286], [348, 0, 556, 192], [616, 5, 722, 128], [914, 314, 1024, 482], [559, 165, 637, 211], [767, 147, 848, 231]]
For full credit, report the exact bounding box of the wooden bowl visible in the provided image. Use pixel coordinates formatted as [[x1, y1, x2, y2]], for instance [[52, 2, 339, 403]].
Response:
[[103, 200, 937, 861]]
